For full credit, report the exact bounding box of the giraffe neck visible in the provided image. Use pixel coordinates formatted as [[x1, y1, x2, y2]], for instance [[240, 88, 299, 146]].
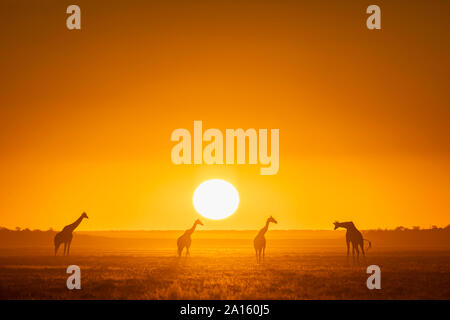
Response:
[[261, 220, 270, 234], [341, 222, 355, 230], [67, 216, 84, 232], [187, 222, 198, 235]]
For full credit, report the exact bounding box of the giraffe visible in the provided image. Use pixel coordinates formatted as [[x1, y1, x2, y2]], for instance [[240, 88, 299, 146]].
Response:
[[54, 212, 88, 256], [333, 221, 371, 263], [177, 219, 203, 257], [254, 216, 277, 264]]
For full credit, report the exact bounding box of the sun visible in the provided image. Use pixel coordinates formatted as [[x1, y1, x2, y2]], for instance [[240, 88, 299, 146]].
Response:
[[193, 179, 239, 220]]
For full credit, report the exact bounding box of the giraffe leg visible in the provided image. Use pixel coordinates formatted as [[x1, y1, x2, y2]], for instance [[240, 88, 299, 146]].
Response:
[[63, 243, 67, 256], [346, 240, 350, 263], [351, 243, 356, 264], [54, 242, 60, 256], [186, 246, 190, 257], [255, 248, 258, 263], [360, 243, 366, 264], [355, 244, 360, 264], [67, 240, 71, 256], [263, 246, 266, 261]]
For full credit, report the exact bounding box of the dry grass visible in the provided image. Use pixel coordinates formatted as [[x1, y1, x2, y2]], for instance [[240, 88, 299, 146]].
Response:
[[0, 247, 449, 299]]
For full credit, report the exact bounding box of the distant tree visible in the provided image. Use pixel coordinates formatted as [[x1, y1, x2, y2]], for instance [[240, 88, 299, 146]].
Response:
[[15, 227, 21, 232], [412, 226, 420, 231], [395, 226, 405, 231], [431, 225, 438, 230]]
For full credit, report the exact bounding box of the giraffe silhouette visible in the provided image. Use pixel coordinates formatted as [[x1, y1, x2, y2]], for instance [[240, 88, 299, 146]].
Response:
[[254, 216, 277, 264], [177, 219, 203, 257], [54, 212, 88, 256], [333, 221, 371, 263]]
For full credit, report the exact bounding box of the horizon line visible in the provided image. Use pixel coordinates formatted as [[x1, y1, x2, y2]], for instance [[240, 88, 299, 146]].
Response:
[[3, 226, 449, 232]]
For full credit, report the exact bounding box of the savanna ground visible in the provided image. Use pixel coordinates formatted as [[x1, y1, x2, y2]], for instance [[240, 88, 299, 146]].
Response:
[[0, 233, 449, 299]]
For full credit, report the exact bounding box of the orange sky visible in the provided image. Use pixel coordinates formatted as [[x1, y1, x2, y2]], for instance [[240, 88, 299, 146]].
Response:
[[1, 0, 449, 231]]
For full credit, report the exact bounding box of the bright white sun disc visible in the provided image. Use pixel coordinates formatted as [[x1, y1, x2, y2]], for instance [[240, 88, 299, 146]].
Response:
[[193, 179, 239, 220]]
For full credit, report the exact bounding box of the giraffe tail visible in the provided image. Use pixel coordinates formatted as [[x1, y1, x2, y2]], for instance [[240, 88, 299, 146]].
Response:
[[363, 239, 372, 251]]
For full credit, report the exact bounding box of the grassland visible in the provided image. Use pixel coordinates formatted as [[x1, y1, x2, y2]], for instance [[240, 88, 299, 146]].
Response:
[[0, 233, 449, 299]]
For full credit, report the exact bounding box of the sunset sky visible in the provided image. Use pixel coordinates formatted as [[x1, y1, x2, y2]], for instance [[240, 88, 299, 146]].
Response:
[[1, 0, 449, 231]]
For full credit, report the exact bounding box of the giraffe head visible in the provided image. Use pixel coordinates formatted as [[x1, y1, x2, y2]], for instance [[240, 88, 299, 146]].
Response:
[[195, 219, 203, 226], [333, 221, 340, 230], [81, 212, 89, 219], [268, 216, 278, 224]]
